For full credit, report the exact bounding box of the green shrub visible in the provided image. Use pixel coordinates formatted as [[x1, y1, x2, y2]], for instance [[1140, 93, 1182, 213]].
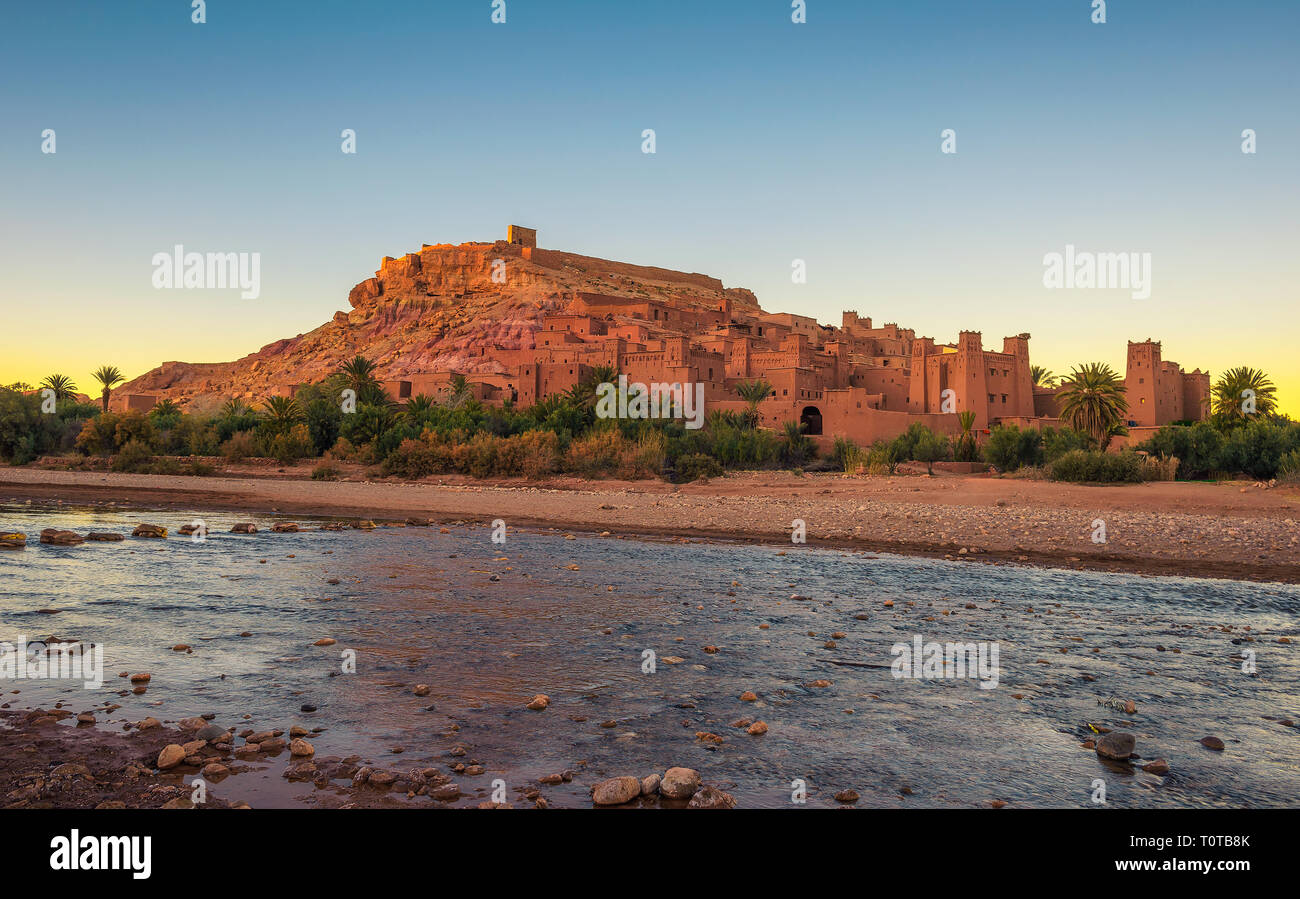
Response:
[[674, 453, 723, 483], [110, 438, 155, 473], [1048, 450, 1144, 483], [982, 425, 1043, 472], [220, 430, 260, 462]]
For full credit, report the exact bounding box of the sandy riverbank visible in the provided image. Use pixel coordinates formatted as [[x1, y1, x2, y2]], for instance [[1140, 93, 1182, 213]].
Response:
[[2, 467, 1297, 582]]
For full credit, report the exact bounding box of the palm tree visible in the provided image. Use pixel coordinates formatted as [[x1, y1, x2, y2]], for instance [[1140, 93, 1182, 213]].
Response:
[[955, 409, 978, 462], [1031, 366, 1056, 388], [91, 365, 124, 413], [735, 379, 773, 428], [339, 355, 379, 392], [1057, 362, 1129, 444], [404, 394, 436, 418], [149, 398, 181, 423], [221, 397, 253, 419], [444, 374, 471, 409], [262, 395, 305, 435], [1212, 366, 1276, 423], [40, 374, 78, 405]]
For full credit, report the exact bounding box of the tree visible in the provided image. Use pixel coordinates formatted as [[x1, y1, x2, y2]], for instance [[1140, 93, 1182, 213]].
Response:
[[40, 374, 78, 404], [1031, 366, 1056, 388], [735, 379, 773, 429], [912, 427, 951, 475], [221, 397, 253, 419], [1212, 366, 1277, 425], [1057, 363, 1129, 445], [262, 395, 305, 436], [777, 419, 816, 467], [444, 374, 472, 410], [149, 398, 182, 430], [91, 365, 124, 413], [954, 410, 978, 462]]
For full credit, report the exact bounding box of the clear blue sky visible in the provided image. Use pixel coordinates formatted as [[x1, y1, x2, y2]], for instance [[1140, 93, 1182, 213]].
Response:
[[2, 0, 1297, 406]]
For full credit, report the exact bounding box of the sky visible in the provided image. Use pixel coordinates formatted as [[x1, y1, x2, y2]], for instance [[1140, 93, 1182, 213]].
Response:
[[1, 0, 1297, 411]]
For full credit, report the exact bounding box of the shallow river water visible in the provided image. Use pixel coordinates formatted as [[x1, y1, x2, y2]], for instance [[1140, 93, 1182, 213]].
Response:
[[1, 503, 1297, 808]]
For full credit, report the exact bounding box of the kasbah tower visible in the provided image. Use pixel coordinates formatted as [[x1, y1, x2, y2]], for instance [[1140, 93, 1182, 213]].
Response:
[[114, 226, 1211, 450]]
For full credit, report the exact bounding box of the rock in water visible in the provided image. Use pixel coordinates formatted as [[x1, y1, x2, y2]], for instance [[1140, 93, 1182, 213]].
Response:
[[688, 786, 737, 809], [591, 776, 641, 806], [1199, 736, 1225, 751], [660, 767, 702, 800], [230, 523, 258, 533], [85, 531, 124, 542], [1095, 731, 1137, 760], [131, 524, 167, 538], [156, 745, 186, 769], [0, 531, 26, 548], [39, 529, 84, 546]]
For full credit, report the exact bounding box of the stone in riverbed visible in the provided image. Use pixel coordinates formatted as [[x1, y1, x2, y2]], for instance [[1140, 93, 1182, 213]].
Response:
[[39, 529, 84, 546], [271, 522, 300, 533], [131, 524, 167, 538], [289, 738, 315, 757], [1199, 736, 1225, 751], [747, 720, 769, 735], [688, 785, 737, 809], [157, 744, 186, 769], [1142, 758, 1170, 775], [640, 773, 661, 796], [660, 767, 701, 800], [230, 523, 258, 533], [592, 776, 641, 806], [85, 532, 124, 542], [0, 531, 26, 548], [526, 694, 550, 710], [1095, 732, 1136, 760], [195, 724, 229, 742], [834, 789, 860, 803]]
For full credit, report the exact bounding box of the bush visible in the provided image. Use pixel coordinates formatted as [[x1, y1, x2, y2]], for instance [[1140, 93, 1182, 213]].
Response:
[[1137, 422, 1227, 479], [312, 458, 342, 481], [982, 425, 1043, 472], [497, 430, 560, 478], [109, 438, 155, 473], [564, 428, 626, 478], [1278, 449, 1300, 484], [1140, 454, 1179, 482], [1048, 450, 1144, 483], [265, 423, 314, 464], [1042, 426, 1095, 462], [220, 430, 260, 462], [382, 436, 447, 479], [674, 452, 723, 483]]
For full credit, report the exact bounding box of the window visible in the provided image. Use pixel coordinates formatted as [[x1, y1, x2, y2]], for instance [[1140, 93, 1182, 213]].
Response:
[[988, 394, 995, 403], [1001, 395, 1007, 403]]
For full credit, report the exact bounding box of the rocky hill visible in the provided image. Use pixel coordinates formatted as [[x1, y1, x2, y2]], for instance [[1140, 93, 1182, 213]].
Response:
[[117, 237, 759, 410]]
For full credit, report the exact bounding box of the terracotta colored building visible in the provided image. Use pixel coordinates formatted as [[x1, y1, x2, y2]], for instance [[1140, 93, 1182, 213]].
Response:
[[373, 227, 1211, 448]]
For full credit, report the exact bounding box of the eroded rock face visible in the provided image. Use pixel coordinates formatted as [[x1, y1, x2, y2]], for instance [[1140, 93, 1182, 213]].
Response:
[[114, 238, 761, 409]]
